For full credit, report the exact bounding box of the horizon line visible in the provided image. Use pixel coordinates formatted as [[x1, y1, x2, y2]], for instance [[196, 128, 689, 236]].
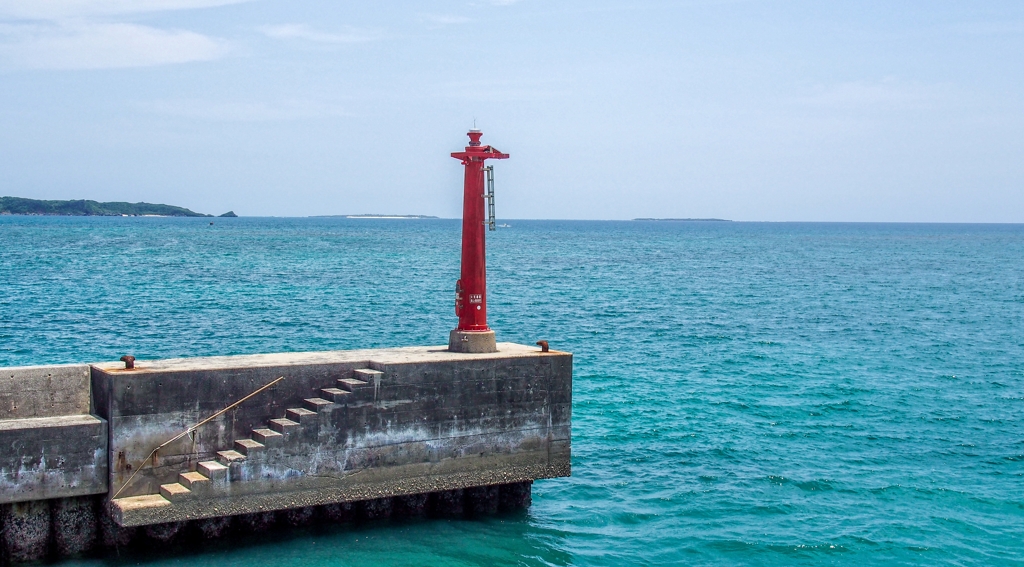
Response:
[[3, 214, 1022, 224]]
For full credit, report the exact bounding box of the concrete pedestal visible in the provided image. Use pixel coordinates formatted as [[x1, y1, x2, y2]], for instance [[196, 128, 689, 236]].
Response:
[[448, 330, 497, 353]]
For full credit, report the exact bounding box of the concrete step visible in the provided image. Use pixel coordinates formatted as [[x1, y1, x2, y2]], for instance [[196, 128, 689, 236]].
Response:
[[320, 387, 351, 402], [269, 417, 299, 434], [353, 369, 383, 383], [111, 493, 170, 513], [303, 397, 332, 412], [252, 428, 283, 446], [159, 482, 191, 501], [217, 449, 246, 465], [286, 407, 317, 424], [198, 460, 229, 481], [178, 471, 210, 492], [143, 369, 382, 506], [234, 438, 265, 456], [337, 378, 369, 392]]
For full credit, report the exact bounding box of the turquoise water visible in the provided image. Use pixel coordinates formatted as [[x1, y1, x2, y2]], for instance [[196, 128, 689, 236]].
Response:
[[1, 217, 1022, 566]]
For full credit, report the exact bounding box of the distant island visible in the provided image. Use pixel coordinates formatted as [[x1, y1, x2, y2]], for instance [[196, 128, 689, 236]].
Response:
[[0, 197, 228, 217], [313, 214, 440, 219], [633, 217, 731, 222]]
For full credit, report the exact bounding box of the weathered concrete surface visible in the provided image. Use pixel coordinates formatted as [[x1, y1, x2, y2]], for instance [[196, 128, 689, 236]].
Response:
[[93, 343, 570, 527], [0, 487, 533, 562], [432, 488, 464, 517], [281, 505, 315, 526], [0, 415, 108, 504], [110, 454, 561, 525], [393, 493, 428, 517], [320, 501, 355, 522], [97, 508, 136, 548], [359, 497, 392, 520], [1, 499, 50, 563], [237, 511, 275, 533], [0, 364, 91, 420], [52, 496, 98, 556], [466, 485, 499, 515], [144, 521, 184, 542], [195, 515, 232, 538], [0, 363, 108, 508], [498, 481, 531, 511]]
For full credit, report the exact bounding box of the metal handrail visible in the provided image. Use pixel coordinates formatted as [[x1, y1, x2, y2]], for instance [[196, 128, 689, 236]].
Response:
[[112, 376, 285, 499]]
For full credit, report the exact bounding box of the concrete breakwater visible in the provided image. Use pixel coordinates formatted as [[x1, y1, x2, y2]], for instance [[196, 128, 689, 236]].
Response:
[[0, 343, 571, 563]]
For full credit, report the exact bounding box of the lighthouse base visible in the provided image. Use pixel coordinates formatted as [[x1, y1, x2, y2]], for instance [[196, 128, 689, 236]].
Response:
[[448, 330, 498, 353]]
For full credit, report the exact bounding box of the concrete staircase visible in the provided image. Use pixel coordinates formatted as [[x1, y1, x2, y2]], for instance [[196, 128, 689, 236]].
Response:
[[121, 368, 381, 507]]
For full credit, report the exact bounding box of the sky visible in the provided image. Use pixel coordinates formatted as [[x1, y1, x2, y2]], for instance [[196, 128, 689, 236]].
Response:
[[0, 1, 1022, 221]]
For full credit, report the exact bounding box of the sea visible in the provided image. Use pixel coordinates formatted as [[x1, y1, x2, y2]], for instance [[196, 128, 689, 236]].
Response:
[[1, 217, 1022, 566]]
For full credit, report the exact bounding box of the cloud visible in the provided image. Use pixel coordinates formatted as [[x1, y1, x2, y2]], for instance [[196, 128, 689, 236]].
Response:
[[0, 0, 240, 69], [258, 24, 380, 44], [136, 98, 351, 121], [0, 22, 227, 69], [0, 0, 250, 19]]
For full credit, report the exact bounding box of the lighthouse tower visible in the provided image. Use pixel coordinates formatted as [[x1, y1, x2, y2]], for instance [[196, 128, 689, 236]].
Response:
[[449, 129, 509, 353]]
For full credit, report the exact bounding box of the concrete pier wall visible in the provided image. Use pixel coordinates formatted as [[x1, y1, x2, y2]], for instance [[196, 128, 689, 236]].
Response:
[[0, 343, 571, 562], [95, 344, 570, 526], [1, 364, 92, 420], [0, 365, 108, 505]]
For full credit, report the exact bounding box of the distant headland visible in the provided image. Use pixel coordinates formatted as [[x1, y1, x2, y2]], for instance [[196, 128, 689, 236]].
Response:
[[633, 217, 731, 222], [313, 214, 440, 219], [0, 197, 234, 218]]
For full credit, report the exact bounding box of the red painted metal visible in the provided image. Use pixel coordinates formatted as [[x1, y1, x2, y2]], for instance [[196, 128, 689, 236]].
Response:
[[451, 130, 509, 332]]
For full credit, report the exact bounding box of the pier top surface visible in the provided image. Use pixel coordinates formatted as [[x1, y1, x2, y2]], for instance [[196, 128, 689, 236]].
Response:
[[90, 342, 566, 374]]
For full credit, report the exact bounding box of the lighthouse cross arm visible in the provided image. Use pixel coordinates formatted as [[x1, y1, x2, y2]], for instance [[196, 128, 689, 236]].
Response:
[[451, 146, 510, 162]]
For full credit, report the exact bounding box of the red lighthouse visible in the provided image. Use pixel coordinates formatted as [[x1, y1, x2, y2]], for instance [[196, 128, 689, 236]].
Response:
[[449, 129, 509, 353]]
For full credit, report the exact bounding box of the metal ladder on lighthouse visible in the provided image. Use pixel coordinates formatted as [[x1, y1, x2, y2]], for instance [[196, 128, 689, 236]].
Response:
[[485, 165, 496, 231]]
